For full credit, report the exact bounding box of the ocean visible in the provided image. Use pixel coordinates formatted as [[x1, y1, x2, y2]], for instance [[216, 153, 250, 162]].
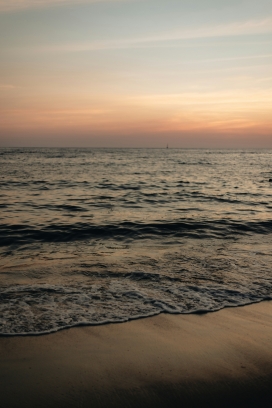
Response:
[[0, 148, 271, 335]]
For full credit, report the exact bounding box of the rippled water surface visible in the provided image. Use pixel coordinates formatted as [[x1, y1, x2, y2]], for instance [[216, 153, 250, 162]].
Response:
[[0, 148, 272, 334]]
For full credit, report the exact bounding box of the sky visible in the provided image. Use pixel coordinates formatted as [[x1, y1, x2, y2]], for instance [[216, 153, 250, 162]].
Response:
[[0, 0, 272, 147]]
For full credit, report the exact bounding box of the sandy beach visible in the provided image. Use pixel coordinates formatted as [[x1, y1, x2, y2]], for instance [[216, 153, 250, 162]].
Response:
[[1, 301, 272, 407]]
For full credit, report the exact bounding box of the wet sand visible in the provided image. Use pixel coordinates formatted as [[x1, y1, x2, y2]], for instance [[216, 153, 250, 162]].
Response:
[[1, 301, 272, 407]]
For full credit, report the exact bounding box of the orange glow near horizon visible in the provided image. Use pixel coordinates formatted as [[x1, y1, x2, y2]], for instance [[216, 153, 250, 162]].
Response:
[[1, 90, 271, 146]]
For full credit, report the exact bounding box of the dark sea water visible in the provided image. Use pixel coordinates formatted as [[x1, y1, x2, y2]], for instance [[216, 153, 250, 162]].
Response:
[[0, 148, 272, 335]]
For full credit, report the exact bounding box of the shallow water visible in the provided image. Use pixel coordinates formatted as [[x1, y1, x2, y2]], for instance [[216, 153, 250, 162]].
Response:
[[0, 148, 272, 335]]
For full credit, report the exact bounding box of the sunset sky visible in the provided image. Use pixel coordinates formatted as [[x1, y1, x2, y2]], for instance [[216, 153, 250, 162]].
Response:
[[0, 0, 272, 147]]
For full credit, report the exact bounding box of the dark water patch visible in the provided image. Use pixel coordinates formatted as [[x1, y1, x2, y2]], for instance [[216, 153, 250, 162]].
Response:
[[56, 204, 87, 212], [177, 180, 190, 184], [1, 219, 272, 247]]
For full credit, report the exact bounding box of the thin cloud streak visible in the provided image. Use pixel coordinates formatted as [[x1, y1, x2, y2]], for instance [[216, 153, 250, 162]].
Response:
[[33, 18, 272, 53], [0, 0, 128, 13], [185, 54, 272, 64], [0, 84, 16, 89]]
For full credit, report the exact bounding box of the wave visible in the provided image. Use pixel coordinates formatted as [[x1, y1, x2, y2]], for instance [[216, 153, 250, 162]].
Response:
[[1, 219, 272, 246], [1, 282, 271, 336]]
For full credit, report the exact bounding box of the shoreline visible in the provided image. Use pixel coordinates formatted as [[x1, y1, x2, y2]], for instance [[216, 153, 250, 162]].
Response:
[[1, 298, 272, 337], [1, 301, 272, 407]]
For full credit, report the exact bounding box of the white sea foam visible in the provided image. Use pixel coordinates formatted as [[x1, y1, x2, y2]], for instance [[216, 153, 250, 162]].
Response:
[[1, 272, 271, 335]]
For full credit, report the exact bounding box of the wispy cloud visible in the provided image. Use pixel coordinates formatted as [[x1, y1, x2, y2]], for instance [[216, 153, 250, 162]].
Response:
[[190, 54, 272, 63], [147, 17, 272, 42], [0, 0, 127, 13], [0, 84, 16, 89], [34, 17, 272, 53], [129, 89, 272, 104]]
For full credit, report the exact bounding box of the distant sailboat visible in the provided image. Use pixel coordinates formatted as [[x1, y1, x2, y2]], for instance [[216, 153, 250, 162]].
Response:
[[166, 144, 168, 149]]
